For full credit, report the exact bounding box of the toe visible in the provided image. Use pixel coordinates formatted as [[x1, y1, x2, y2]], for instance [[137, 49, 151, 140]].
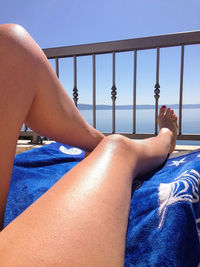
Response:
[[166, 108, 171, 117], [170, 109, 174, 118], [159, 105, 166, 118], [174, 114, 178, 126]]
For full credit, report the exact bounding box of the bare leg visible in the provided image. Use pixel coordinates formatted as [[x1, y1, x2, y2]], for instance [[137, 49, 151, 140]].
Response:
[[0, 24, 104, 150], [0, 111, 177, 266], [0, 23, 103, 229]]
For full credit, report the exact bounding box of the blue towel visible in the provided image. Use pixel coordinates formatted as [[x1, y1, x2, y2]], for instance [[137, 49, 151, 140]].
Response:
[[4, 142, 85, 227], [126, 151, 200, 267], [4, 142, 200, 266]]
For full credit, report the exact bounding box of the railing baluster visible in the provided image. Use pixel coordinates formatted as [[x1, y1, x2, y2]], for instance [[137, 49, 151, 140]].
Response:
[[111, 52, 117, 133], [154, 47, 160, 134], [41, 31, 200, 142], [92, 54, 96, 128], [133, 50, 137, 134], [55, 57, 59, 77], [73, 56, 78, 106], [179, 45, 184, 135]]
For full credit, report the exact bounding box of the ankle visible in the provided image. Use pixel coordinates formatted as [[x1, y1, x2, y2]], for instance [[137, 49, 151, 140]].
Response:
[[158, 128, 173, 153], [159, 127, 173, 137], [159, 128, 173, 143]]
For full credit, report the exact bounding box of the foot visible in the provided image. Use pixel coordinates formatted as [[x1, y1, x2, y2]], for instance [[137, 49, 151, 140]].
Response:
[[157, 106, 178, 153]]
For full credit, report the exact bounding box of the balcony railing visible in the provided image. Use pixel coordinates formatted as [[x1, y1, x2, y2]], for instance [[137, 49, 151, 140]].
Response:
[[20, 31, 200, 143]]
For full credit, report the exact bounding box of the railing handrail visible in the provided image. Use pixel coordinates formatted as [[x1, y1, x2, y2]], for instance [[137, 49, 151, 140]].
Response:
[[43, 31, 200, 59], [21, 30, 200, 143]]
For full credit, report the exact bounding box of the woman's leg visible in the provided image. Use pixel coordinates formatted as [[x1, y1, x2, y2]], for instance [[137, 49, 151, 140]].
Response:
[[0, 23, 104, 149], [0, 23, 104, 228], [0, 110, 177, 266]]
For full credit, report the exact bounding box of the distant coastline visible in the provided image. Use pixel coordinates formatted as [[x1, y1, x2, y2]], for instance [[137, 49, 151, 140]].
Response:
[[77, 104, 200, 110]]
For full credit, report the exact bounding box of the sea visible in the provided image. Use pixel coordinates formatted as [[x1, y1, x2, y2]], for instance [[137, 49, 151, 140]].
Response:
[[22, 108, 200, 146], [79, 108, 200, 146]]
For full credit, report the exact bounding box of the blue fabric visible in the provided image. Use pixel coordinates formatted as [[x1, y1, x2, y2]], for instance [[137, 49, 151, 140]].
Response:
[[4, 142, 85, 227], [125, 151, 200, 267], [4, 143, 200, 266]]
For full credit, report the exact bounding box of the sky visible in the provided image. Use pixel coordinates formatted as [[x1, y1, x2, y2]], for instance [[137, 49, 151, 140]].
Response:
[[1, 0, 200, 105]]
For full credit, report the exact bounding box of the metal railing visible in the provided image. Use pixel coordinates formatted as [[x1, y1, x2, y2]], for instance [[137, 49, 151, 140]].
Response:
[[20, 31, 200, 143]]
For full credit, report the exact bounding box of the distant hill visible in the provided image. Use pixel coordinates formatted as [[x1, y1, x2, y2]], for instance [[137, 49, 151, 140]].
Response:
[[77, 104, 200, 110]]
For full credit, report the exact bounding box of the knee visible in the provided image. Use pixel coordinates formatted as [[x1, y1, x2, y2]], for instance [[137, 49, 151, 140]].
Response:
[[0, 24, 27, 42], [0, 23, 42, 72], [0, 24, 32, 56], [105, 134, 125, 143], [103, 134, 140, 156], [103, 134, 131, 152]]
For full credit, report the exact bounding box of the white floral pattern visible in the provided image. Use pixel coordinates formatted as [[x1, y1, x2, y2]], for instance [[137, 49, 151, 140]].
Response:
[[158, 169, 200, 229], [59, 145, 82, 155], [168, 157, 186, 167]]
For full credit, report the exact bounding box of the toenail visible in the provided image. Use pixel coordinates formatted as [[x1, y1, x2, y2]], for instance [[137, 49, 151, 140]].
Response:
[[162, 105, 166, 108]]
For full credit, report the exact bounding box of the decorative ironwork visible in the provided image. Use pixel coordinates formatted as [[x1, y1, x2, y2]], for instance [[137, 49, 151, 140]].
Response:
[[111, 85, 117, 134], [73, 55, 78, 107], [154, 83, 160, 100], [111, 85, 117, 101], [73, 87, 78, 107], [154, 82, 160, 135]]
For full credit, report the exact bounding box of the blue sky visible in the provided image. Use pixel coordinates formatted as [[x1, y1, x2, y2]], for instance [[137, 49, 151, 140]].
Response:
[[1, 0, 200, 105]]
